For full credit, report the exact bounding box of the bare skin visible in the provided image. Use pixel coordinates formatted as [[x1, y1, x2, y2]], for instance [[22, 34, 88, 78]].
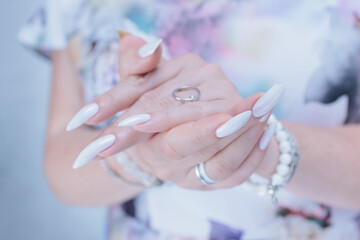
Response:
[[46, 36, 360, 209], [46, 50, 141, 205]]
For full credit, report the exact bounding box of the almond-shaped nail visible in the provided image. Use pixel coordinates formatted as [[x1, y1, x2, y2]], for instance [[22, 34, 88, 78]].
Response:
[[72, 134, 116, 169], [259, 113, 271, 123], [252, 84, 285, 118], [118, 114, 151, 127], [259, 121, 277, 150], [138, 39, 162, 58], [216, 111, 252, 138], [66, 103, 99, 131]]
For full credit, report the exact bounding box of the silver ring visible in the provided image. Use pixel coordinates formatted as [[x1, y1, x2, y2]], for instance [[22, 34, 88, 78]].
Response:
[[172, 86, 200, 102], [195, 162, 218, 185]]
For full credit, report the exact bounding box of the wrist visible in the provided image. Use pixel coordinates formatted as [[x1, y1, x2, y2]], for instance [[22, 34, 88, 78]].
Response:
[[250, 120, 300, 204], [106, 155, 145, 186]]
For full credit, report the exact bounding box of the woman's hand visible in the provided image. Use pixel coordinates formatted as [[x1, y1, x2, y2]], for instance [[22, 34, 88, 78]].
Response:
[[67, 35, 284, 184], [67, 36, 240, 165], [126, 95, 279, 190]]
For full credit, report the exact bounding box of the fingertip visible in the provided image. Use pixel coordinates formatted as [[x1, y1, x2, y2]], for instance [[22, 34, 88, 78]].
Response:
[[66, 103, 100, 129], [232, 93, 263, 114], [214, 111, 252, 138], [195, 113, 233, 134], [230, 93, 265, 127], [119, 38, 163, 77], [133, 39, 163, 75], [132, 111, 165, 133], [119, 35, 147, 51], [138, 39, 162, 58]]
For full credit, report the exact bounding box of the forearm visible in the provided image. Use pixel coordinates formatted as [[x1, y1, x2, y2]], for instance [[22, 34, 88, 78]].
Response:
[[258, 122, 360, 209], [46, 50, 142, 206], [45, 128, 142, 206]]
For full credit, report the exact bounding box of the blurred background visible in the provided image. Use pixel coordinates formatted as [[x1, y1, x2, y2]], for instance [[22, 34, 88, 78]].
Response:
[[0, 0, 105, 239]]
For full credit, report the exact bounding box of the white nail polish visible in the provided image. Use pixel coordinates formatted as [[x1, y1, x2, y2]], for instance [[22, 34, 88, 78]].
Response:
[[252, 84, 285, 118], [118, 114, 151, 127], [216, 111, 252, 138], [72, 134, 116, 169], [259, 122, 277, 150], [138, 39, 162, 58], [66, 103, 99, 131], [259, 113, 271, 123]]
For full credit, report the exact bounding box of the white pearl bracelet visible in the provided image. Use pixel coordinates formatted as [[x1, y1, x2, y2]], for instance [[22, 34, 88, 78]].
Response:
[[100, 159, 145, 189], [116, 152, 162, 187], [100, 152, 162, 189], [248, 114, 300, 204]]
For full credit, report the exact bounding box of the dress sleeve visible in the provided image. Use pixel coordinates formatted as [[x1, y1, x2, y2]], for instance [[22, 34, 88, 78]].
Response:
[[17, 0, 84, 58]]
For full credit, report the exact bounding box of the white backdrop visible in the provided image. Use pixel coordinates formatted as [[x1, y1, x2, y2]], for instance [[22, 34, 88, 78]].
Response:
[[0, 0, 105, 239]]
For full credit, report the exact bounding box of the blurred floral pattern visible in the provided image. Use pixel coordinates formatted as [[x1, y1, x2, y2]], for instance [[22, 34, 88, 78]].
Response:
[[19, 0, 360, 239]]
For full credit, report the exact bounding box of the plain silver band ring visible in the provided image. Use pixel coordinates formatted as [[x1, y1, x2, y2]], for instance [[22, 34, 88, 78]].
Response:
[[172, 86, 200, 102], [195, 162, 218, 185]]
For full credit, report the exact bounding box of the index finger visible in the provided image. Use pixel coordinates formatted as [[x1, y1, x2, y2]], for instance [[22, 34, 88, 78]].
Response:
[[65, 37, 164, 131], [151, 94, 264, 160], [118, 35, 163, 79]]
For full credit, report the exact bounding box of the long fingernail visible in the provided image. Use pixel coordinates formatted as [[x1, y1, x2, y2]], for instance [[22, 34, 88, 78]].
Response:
[[73, 134, 116, 169], [216, 111, 252, 138], [138, 39, 162, 58], [259, 121, 277, 150], [259, 113, 271, 123], [118, 114, 151, 127], [66, 103, 99, 131], [252, 84, 285, 117]]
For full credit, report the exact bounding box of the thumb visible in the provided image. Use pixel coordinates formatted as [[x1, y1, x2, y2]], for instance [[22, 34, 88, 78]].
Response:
[[118, 34, 163, 79]]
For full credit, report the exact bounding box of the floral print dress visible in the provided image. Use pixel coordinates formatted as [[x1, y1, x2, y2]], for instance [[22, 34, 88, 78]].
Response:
[[19, 0, 360, 239]]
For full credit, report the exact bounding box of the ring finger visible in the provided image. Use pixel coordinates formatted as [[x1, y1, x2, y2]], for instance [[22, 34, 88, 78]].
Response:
[[178, 121, 266, 189]]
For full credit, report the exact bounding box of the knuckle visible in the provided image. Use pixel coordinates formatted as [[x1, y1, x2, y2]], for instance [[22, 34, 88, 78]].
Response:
[[126, 75, 147, 89], [202, 63, 224, 78], [185, 53, 203, 62], [135, 146, 153, 166], [101, 92, 117, 108], [160, 138, 183, 160], [190, 104, 205, 119], [211, 154, 236, 180], [138, 90, 177, 110], [179, 53, 204, 66], [138, 90, 161, 107], [157, 97, 178, 109], [155, 168, 174, 181], [193, 124, 211, 146], [198, 147, 218, 159]]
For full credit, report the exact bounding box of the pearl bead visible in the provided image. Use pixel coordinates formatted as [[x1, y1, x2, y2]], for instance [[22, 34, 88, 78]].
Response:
[[276, 164, 290, 176], [268, 114, 277, 124], [276, 130, 288, 142], [276, 122, 283, 131], [279, 141, 291, 153], [280, 153, 292, 165], [272, 174, 284, 185]]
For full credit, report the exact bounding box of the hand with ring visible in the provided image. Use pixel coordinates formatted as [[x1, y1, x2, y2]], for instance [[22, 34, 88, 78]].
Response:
[[126, 82, 285, 189], [67, 35, 284, 189]]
